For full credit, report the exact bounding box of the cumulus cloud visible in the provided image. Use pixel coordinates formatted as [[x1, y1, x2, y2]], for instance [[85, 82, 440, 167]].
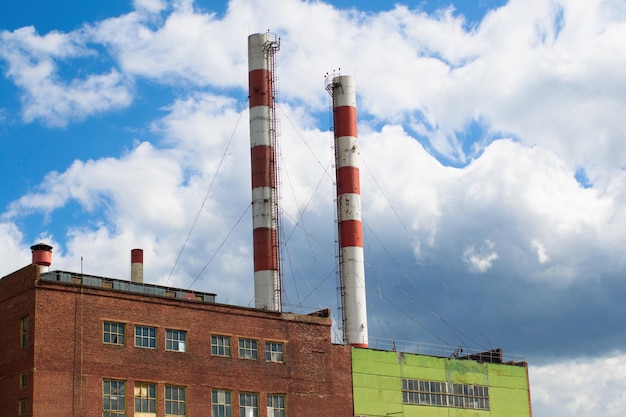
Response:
[[531, 354, 626, 417], [0, 26, 132, 126]]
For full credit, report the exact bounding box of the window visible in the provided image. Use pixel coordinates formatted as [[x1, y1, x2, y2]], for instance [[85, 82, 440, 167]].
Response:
[[103, 322, 126, 345], [212, 389, 232, 417], [165, 385, 186, 416], [19, 373, 27, 389], [20, 316, 28, 348], [135, 326, 156, 349], [134, 382, 156, 414], [103, 379, 126, 417], [267, 394, 285, 417], [211, 335, 231, 357], [401, 378, 489, 410], [18, 399, 27, 416], [265, 342, 284, 363], [239, 393, 258, 417], [166, 329, 186, 352], [239, 338, 258, 360]]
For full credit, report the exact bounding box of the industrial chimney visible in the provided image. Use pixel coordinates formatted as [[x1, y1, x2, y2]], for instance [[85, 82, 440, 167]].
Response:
[[31, 243, 53, 273], [248, 32, 282, 311], [327, 74, 368, 347], [131, 249, 143, 283]]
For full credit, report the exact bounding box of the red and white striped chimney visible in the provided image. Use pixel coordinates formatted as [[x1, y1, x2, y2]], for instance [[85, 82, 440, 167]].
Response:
[[31, 243, 53, 273], [327, 74, 368, 347], [131, 249, 143, 283], [248, 33, 281, 311]]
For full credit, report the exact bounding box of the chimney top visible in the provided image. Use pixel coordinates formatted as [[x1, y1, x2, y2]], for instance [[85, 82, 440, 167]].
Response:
[[31, 243, 53, 272]]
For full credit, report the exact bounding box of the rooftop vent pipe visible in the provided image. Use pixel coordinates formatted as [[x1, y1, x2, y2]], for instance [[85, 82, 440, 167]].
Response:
[[131, 249, 143, 283], [31, 243, 53, 273]]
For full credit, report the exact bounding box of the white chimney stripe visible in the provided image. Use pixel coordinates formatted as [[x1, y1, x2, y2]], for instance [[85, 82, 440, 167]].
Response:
[[335, 136, 360, 168], [337, 194, 362, 222]]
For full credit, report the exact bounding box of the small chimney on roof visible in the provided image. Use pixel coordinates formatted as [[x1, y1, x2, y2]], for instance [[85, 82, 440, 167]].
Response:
[[131, 249, 143, 283], [31, 243, 53, 273]]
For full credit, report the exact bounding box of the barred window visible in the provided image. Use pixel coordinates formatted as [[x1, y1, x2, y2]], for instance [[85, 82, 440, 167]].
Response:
[[265, 342, 284, 363], [165, 385, 186, 416], [135, 326, 156, 349], [267, 394, 286, 417], [103, 379, 126, 417], [212, 389, 232, 417], [103, 322, 125, 345], [166, 329, 186, 352], [238, 338, 258, 360], [212, 335, 231, 357], [402, 378, 489, 410]]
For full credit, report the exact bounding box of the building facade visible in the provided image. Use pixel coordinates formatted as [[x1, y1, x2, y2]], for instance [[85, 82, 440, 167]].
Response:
[[0, 262, 353, 417], [352, 348, 532, 417]]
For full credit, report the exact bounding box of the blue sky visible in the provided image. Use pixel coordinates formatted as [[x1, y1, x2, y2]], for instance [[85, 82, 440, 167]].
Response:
[[2, 1, 626, 415]]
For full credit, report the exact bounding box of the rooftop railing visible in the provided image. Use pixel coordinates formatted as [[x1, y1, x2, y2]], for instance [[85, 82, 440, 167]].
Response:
[[40, 270, 216, 303]]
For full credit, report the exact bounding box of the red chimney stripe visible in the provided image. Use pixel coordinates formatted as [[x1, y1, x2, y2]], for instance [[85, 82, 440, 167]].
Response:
[[339, 220, 363, 248], [333, 106, 357, 138], [253, 228, 279, 271], [249, 69, 273, 108], [131, 249, 143, 263], [336, 166, 361, 195], [251, 145, 276, 188]]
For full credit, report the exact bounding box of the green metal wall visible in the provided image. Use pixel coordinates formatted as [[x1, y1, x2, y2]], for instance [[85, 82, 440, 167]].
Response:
[[352, 348, 531, 417]]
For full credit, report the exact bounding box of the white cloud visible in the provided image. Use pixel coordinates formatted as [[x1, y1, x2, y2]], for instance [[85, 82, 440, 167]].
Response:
[[0, 26, 132, 126], [531, 354, 626, 417], [133, 0, 167, 14], [462, 239, 499, 273], [531, 239, 550, 264]]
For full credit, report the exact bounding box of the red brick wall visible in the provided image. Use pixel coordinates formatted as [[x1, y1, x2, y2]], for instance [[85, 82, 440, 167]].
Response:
[[0, 265, 38, 417], [28, 279, 353, 417]]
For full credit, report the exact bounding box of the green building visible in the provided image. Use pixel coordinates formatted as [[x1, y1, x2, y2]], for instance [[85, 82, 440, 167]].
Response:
[[352, 347, 532, 417]]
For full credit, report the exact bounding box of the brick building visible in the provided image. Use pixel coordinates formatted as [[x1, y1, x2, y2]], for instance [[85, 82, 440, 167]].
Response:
[[0, 246, 353, 417]]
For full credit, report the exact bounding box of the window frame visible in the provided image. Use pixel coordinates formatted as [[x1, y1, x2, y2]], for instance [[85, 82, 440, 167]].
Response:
[[18, 399, 27, 416], [239, 392, 259, 417], [212, 389, 232, 417], [165, 329, 187, 352], [267, 394, 286, 417], [103, 379, 126, 417], [103, 321, 126, 346], [401, 378, 490, 410], [238, 338, 258, 360], [135, 325, 157, 349], [20, 316, 28, 348], [165, 385, 186, 416], [134, 381, 156, 414], [19, 373, 27, 389], [211, 335, 231, 357], [265, 341, 284, 363]]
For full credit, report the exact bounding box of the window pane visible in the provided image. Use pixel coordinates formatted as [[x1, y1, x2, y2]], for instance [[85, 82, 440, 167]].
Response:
[[165, 385, 186, 416]]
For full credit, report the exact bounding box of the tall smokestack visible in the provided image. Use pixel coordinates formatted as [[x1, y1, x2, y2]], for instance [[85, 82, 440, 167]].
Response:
[[31, 243, 53, 273], [131, 249, 143, 283], [327, 74, 368, 347], [248, 32, 282, 311]]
